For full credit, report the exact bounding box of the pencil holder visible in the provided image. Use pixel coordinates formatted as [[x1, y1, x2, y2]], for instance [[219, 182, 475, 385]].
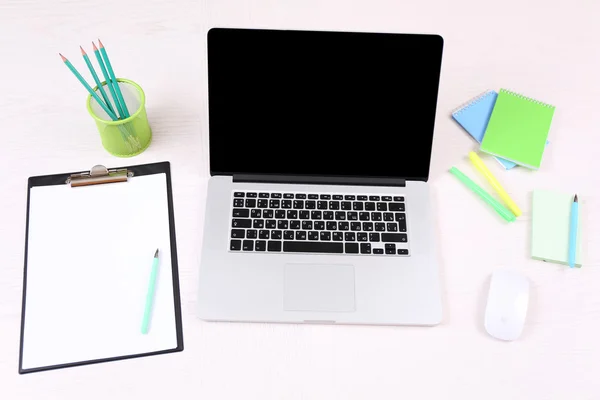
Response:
[[86, 79, 152, 157]]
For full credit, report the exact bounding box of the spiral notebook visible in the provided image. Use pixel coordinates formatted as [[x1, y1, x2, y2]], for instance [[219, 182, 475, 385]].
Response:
[[480, 89, 555, 169], [452, 90, 517, 170]]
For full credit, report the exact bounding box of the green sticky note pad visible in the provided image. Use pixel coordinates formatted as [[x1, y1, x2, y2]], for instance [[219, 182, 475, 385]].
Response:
[[532, 190, 582, 267], [480, 89, 555, 169]]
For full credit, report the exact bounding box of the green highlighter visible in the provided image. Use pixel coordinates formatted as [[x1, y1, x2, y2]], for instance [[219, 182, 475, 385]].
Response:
[[449, 167, 516, 222], [141, 249, 160, 334]]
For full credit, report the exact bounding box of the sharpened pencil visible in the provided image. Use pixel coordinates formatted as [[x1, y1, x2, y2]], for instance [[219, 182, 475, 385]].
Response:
[[80, 46, 114, 115], [93, 41, 125, 119], [60, 53, 118, 121], [98, 39, 130, 118]]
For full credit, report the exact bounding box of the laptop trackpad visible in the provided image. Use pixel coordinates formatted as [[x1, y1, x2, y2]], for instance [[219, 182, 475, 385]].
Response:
[[284, 263, 355, 312]]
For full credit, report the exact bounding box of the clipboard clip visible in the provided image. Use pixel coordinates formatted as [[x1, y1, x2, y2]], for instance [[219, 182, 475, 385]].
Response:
[[67, 165, 133, 187]]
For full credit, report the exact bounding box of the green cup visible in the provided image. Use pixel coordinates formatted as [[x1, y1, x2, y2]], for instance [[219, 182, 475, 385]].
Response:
[[86, 78, 152, 157]]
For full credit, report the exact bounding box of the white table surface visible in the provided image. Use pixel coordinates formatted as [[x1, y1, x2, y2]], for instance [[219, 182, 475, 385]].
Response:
[[2, 0, 599, 398]]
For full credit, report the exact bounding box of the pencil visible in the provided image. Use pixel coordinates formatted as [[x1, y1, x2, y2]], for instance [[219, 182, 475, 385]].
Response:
[[92, 42, 125, 119], [60, 53, 118, 121], [80, 46, 114, 115], [141, 249, 160, 334], [568, 194, 579, 268], [98, 39, 130, 118]]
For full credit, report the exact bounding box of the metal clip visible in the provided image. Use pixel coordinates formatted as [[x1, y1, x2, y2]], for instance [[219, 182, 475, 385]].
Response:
[[67, 165, 133, 187]]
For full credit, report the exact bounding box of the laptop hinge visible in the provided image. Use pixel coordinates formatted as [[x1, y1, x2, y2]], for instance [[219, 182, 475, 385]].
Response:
[[232, 174, 406, 187]]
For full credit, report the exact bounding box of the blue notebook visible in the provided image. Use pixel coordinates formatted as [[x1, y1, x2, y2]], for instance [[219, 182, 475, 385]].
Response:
[[452, 90, 549, 170], [452, 91, 517, 169]]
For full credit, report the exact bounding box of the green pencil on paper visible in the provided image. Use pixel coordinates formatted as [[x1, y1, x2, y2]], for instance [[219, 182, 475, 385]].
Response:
[[449, 166, 516, 222], [80, 46, 114, 115], [92, 41, 125, 119], [98, 39, 130, 118], [141, 249, 160, 334], [60, 53, 118, 121]]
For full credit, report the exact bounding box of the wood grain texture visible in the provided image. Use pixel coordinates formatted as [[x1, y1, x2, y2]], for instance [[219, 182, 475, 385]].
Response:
[[1, 0, 599, 398]]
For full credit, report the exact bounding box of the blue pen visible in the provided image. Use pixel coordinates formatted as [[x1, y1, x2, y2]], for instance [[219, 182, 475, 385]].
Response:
[[568, 194, 579, 268]]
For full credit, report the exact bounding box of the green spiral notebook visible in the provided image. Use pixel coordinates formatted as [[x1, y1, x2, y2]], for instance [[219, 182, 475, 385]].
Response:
[[480, 89, 555, 169]]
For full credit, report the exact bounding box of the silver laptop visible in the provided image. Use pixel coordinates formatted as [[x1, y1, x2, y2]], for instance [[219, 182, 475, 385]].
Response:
[[198, 28, 443, 326]]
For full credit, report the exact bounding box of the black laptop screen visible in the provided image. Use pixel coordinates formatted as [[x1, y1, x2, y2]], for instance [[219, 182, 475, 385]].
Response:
[[207, 28, 443, 181]]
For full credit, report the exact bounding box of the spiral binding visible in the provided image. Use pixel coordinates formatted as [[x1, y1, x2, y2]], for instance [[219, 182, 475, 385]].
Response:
[[451, 90, 495, 115], [499, 89, 555, 109]]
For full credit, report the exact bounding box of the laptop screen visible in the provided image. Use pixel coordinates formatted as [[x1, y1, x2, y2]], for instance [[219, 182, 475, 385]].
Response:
[[207, 28, 443, 181]]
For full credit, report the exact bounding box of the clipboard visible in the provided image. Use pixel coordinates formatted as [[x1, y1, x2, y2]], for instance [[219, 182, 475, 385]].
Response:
[[19, 161, 183, 374]]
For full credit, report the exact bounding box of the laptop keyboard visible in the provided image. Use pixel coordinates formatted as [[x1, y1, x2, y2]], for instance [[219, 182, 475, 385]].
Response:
[[229, 191, 409, 256]]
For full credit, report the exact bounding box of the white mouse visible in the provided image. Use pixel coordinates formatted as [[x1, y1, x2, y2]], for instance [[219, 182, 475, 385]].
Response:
[[484, 269, 530, 341]]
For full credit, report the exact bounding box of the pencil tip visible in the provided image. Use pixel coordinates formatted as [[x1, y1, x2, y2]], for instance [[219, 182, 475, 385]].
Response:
[[59, 53, 67, 62], [92, 41, 98, 51], [80, 46, 86, 56], [154, 249, 159, 258], [98, 39, 104, 48], [574, 194, 578, 202]]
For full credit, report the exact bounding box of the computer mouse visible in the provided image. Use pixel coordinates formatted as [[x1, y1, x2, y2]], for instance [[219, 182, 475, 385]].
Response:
[[484, 269, 530, 341]]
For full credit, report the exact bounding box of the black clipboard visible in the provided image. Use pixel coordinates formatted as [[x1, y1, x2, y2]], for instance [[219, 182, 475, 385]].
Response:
[[19, 161, 184, 374]]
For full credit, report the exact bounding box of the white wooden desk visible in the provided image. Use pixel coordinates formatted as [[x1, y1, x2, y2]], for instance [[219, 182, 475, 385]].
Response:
[[1, 0, 599, 398]]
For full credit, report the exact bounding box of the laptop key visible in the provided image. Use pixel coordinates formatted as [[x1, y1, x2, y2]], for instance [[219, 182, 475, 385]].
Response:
[[352, 202, 364, 211], [230, 240, 241, 250], [317, 201, 328, 210], [282, 200, 292, 209], [301, 221, 312, 230], [323, 211, 334, 220], [351, 222, 362, 231], [284, 230, 294, 240], [382, 196, 392, 201], [295, 231, 307, 240], [311, 211, 322, 219], [314, 221, 325, 230], [245, 199, 256, 208], [232, 219, 252, 228], [398, 219, 407, 232], [369, 196, 380, 201], [338, 222, 349, 231], [255, 240, 266, 251], [284, 193, 294, 199], [250, 209, 261, 218], [232, 208, 249, 218], [375, 223, 386, 232], [277, 220, 288, 229], [387, 223, 398, 232], [259, 193, 269, 198], [332, 232, 343, 241], [335, 211, 346, 220], [398, 249, 409, 255], [357, 233, 368, 241], [293, 200, 304, 209], [287, 210, 297, 219], [360, 243, 372, 254], [326, 221, 337, 230], [234, 192, 245, 197], [369, 233, 380, 242], [233, 199, 244, 207], [295, 193, 306, 199], [373, 248, 384, 254], [283, 241, 343, 253], [347, 212, 358, 221], [345, 243, 359, 254], [363, 222, 373, 231], [365, 202, 376, 211], [308, 194, 319, 199], [243, 240, 254, 251], [320, 194, 331, 200], [333, 195, 343, 200], [290, 220, 301, 229], [299, 210, 310, 219], [269, 200, 280, 208], [385, 244, 396, 254], [231, 229, 245, 238], [377, 202, 387, 211], [253, 219, 265, 229], [308, 231, 319, 240], [344, 195, 356, 200], [345, 232, 356, 241], [246, 229, 257, 239], [320, 231, 331, 241], [384, 212, 394, 221], [268, 241, 282, 251], [359, 212, 370, 221], [329, 201, 340, 210], [371, 212, 382, 221], [266, 220, 276, 229], [259, 230, 270, 239], [341, 201, 352, 210], [263, 209, 274, 218], [246, 193, 257, 198], [381, 233, 408, 243], [305, 200, 316, 209], [357, 195, 368, 200], [389, 202, 405, 211], [393, 196, 404, 201], [275, 210, 286, 219], [395, 213, 406, 221], [271, 193, 282, 198]]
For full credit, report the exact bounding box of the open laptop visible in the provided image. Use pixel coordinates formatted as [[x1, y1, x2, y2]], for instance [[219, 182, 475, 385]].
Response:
[[198, 28, 444, 325]]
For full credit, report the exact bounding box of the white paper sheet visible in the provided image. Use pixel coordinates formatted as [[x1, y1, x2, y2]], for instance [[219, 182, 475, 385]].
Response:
[[21, 173, 178, 370]]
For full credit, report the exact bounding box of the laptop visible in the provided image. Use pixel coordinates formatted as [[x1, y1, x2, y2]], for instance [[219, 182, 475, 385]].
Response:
[[198, 28, 444, 326]]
